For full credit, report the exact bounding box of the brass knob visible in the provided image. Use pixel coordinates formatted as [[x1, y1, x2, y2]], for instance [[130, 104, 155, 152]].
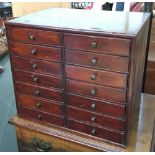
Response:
[[91, 89, 96, 95], [91, 42, 97, 48], [91, 116, 96, 122], [33, 77, 39, 83], [91, 58, 97, 65], [38, 114, 42, 120], [29, 34, 35, 40], [35, 90, 40, 96], [91, 103, 96, 109], [32, 64, 37, 69], [36, 103, 41, 108], [31, 49, 36, 55], [91, 73, 96, 80], [91, 129, 96, 135]]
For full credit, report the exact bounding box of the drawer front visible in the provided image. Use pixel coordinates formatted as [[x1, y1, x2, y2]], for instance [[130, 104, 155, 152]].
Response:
[[15, 82, 63, 102], [13, 69, 62, 89], [66, 80, 126, 103], [64, 33, 130, 56], [17, 106, 64, 126], [11, 56, 62, 76], [9, 42, 61, 62], [67, 119, 124, 144], [8, 27, 61, 46], [66, 94, 125, 117], [67, 107, 125, 131], [66, 65, 128, 89], [16, 94, 63, 116]]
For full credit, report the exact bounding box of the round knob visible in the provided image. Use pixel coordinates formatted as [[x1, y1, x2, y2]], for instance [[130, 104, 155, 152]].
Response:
[[91, 103, 96, 109], [91, 58, 97, 65], [36, 103, 41, 108], [31, 49, 36, 55], [91, 42, 97, 48], [33, 77, 39, 83], [91, 129, 96, 135], [29, 34, 35, 40], [35, 90, 40, 96], [32, 64, 37, 69], [38, 115, 42, 120], [91, 89, 96, 95], [91, 116, 96, 122], [91, 73, 96, 80]]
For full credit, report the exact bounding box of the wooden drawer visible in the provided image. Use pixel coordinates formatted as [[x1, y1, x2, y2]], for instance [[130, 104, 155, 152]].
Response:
[[67, 106, 125, 131], [8, 27, 61, 46], [66, 65, 128, 89], [11, 56, 62, 76], [13, 69, 62, 89], [66, 93, 125, 118], [16, 94, 63, 116], [65, 50, 129, 73], [66, 79, 126, 103], [67, 119, 124, 144], [9, 42, 61, 62], [15, 82, 63, 102], [17, 106, 64, 127], [64, 33, 130, 56]]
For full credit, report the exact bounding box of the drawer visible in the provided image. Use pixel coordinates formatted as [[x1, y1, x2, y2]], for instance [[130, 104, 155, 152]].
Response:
[[15, 82, 63, 102], [9, 42, 61, 62], [66, 65, 128, 89], [66, 93, 125, 118], [16, 94, 63, 116], [17, 106, 64, 126], [8, 27, 61, 46], [64, 33, 130, 56], [66, 79, 126, 103], [13, 69, 62, 89], [65, 49, 129, 73], [11, 56, 62, 76], [67, 106, 125, 131], [67, 119, 124, 144]]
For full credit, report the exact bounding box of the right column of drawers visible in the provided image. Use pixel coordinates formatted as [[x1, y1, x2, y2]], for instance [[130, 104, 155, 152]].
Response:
[[64, 33, 131, 145]]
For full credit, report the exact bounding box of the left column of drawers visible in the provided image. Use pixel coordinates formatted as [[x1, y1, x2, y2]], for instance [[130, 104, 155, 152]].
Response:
[[7, 27, 64, 127]]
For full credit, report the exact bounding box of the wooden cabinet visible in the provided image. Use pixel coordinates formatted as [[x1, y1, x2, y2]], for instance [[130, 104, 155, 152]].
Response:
[[5, 8, 150, 150]]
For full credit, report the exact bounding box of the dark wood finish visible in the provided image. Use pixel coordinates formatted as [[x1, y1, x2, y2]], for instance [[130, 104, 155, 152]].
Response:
[[64, 33, 130, 56], [17, 106, 64, 127], [67, 106, 125, 131], [15, 82, 63, 102], [13, 69, 62, 89], [65, 49, 129, 73], [66, 93, 125, 117], [66, 79, 126, 103], [16, 94, 63, 116], [5, 8, 150, 147], [9, 42, 61, 62], [7, 27, 61, 46], [11, 56, 62, 76], [66, 65, 128, 89]]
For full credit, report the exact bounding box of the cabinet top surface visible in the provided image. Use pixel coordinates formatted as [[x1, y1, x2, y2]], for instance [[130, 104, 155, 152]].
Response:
[[6, 8, 150, 36]]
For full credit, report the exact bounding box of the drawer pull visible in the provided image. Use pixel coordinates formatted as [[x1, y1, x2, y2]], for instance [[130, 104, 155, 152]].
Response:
[[38, 114, 42, 120], [36, 103, 41, 108], [91, 129, 96, 135], [32, 64, 37, 69], [29, 34, 35, 40], [91, 58, 97, 65], [33, 77, 39, 83], [35, 90, 40, 96], [91, 103, 96, 109], [32, 137, 52, 152], [91, 42, 97, 48], [91, 73, 97, 80], [31, 49, 37, 55], [91, 116, 96, 122], [91, 89, 96, 95]]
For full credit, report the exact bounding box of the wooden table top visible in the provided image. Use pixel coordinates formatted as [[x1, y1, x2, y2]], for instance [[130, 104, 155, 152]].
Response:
[[10, 93, 155, 152]]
